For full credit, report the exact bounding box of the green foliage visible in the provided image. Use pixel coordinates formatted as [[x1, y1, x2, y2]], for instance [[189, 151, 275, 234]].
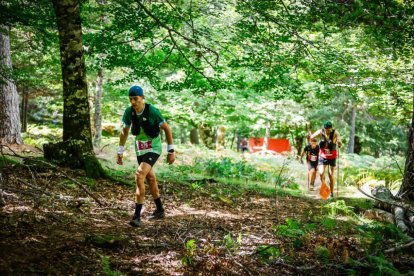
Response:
[[0, 156, 20, 169], [321, 217, 336, 230], [357, 223, 407, 252], [201, 157, 268, 181], [357, 223, 408, 254], [80, 177, 96, 190], [103, 169, 134, 186], [84, 156, 105, 179], [352, 255, 400, 275], [256, 245, 281, 261], [190, 181, 203, 191], [101, 255, 122, 276], [223, 232, 242, 253], [23, 124, 62, 148], [60, 179, 76, 189], [275, 219, 305, 238], [315, 246, 330, 262], [342, 155, 403, 190], [324, 200, 357, 218], [181, 239, 197, 267]]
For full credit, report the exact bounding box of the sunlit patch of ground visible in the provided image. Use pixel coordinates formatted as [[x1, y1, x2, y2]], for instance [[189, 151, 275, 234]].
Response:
[[0, 144, 411, 275]]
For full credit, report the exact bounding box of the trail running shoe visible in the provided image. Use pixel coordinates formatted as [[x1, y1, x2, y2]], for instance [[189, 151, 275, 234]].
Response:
[[330, 193, 334, 198], [129, 216, 141, 227], [148, 209, 165, 220]]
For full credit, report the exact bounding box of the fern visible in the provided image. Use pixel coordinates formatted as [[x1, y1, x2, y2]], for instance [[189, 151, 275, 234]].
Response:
[[101, 255, 122, 276], [181, 239, 197, 266]]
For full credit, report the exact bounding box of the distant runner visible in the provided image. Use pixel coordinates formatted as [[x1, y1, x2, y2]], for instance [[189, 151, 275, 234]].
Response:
[[241, 137, 248, 153], [310, 121, 342, 198], [301, 137, 319, 191], [117, 85, 175, 227]]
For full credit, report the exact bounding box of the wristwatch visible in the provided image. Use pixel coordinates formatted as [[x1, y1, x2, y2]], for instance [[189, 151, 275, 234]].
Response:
[[168, 149, 175, 154]]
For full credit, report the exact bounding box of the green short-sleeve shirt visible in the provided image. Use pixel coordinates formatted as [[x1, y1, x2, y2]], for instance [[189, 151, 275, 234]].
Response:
[[122, 104, 165, 156]]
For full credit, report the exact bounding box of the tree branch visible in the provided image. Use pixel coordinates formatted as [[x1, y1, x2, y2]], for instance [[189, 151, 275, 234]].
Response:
[[136, 35, 169, 63], [167, 30, 215, 88], [357, 185, 414, 213], [135, 0, 219, 60]]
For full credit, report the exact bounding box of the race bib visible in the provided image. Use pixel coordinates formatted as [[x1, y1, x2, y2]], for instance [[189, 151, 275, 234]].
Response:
[[310, 155, 317, 162], [137, 140, 153, 150]]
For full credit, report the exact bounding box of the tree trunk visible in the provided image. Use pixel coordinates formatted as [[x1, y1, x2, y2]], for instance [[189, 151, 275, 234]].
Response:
[[262, 121, 270, 154], [215, 126, 225, 150], [294, 135, 303, 159], [354, 135, 362, 154], [93, 0, 107, 146], [45, 0, 103, 178], [190, 127, 199, 144], [397, 77, 414, 200], [306, 121, 313, 136], [93, 69, 104, 146], [0, 25, 22, 144], [180, 127, 187, 144], [20, 87, 28, 133], [347, 104, 356, 154], [0, 172, 5, 207], [199, 124, 215, 149], [236, 133, 241, 152]]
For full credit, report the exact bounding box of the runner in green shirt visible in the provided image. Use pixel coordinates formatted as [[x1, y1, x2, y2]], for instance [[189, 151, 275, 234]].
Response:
[[117, 85, 175, 227]]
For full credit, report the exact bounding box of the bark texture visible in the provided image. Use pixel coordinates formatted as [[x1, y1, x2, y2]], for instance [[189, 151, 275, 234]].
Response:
[[215, 126, 225, 150], [293, 135, 303, 159], [52, 0, 92, 144], [199, 124, 215, 149], [20, 88, 28, 133], [398, 94, 414, 201], [0, 25, 22, 144], [347, 105, 356, 154], [190, 127, 199, 144], [262, 121, 270, 154], [45, 0, 103, 178], [93, 69, 104, 146]]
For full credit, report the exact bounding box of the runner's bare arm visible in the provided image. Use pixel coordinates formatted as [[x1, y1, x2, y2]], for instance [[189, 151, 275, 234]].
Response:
[[117, 126, 130, 165], [310, 129, 322, 140], [119, 126, 130, 146], [160, 122, 175, 165]]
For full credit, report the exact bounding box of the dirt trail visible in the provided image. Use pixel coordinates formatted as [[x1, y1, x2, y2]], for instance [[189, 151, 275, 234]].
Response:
[[0, 164, 346, 275], [0, 149, 412, 275]]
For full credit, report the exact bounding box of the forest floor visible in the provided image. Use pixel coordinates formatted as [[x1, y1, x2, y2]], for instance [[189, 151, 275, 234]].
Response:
[[0, 145, 413, 275]]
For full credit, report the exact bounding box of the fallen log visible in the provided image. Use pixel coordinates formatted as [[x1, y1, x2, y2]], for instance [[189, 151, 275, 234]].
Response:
[[363, 208, 394, 224], [358, 185, 413, 235]]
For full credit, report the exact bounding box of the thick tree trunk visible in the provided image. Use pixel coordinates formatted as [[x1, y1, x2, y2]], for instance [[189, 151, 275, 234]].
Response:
[[0, 25, 22, 144], [20, 88, 28, 133], [347, 105, 356, 154], [46, 0, 103, 178], [397, 87, 414, 201], [93, 69, 104, 146], [190, 127, 199, 144]]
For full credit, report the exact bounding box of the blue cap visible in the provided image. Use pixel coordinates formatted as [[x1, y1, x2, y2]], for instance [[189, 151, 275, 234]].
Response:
[[323, 121, 333, 129], [129, 85, 144, 97]]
